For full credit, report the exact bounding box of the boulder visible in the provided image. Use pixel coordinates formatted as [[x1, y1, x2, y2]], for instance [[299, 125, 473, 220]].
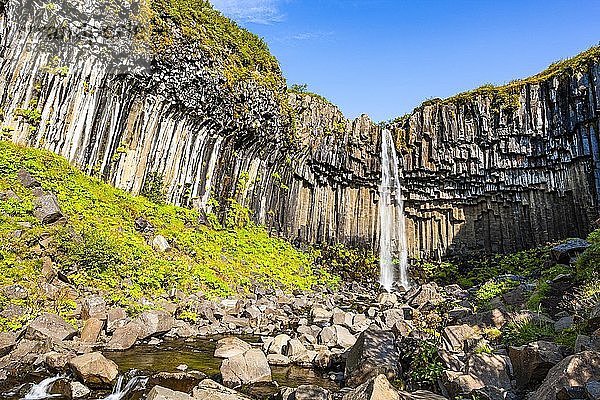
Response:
[[509, 341, 564, 389], [404, 391, 447, 400], [409, 284, 443, 308], [285, 338, 310, 363], [575, 335, 600, 352], [26, 313, 77, 342], [192, 378, 251, 400], [69, 352, 118, 386], [335, 325, 357, 348], [377, 292, 398, 307], [554, 316, 574, 333], [70, 381, 91, 398], [33, 193, 64, 224], [106, 307, 128, 333], [0, 189, 21, 201], [220, 348, 271, 388], [135, 217, 155, 233], [215, 337, 252, 358], [80, 318, 104, 344], [311, 306, 333, 324], [135, 310, 173, 339], [105, 322, 141, 351], [148, 371, 206, 393], [147, 386, 192, 400], [0, 332, 17, 357], [345, 327, 400, 387], [342, 374, 400, 400], [551, 239, 590, 263], [82, 296, 107, 320], [1, 284, 28, 300], [442, 325, 477, 353], [442, 371, 484, 398], [152, 235, 171, 252], [17, 169, 41, 188], [268, 334, 291, 355], [531, 351, 600, 400], [285, 385, 331, 400], [590, 305, 600, 331], [587, 381, 600, 400], [465, 353, 512, 390]]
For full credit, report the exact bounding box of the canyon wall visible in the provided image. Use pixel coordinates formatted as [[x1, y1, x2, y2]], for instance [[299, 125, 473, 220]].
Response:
[[1, 0, 599, 259]]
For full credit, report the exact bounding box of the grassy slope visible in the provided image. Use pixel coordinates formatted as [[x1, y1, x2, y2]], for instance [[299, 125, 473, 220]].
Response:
[[0, 141, 336, 329]]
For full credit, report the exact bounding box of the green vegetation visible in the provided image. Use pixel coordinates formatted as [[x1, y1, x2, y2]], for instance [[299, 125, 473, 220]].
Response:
[[474, 279, 519, 306], [141, 171, 167, 205], [502, 317, 554, 347], [404, 45, 600, 116], [576, 228, 600, 280], [407, 340, 445, 387], [146, 0, 283, 90], [0, 141, 337, 330], [288, 83, 335, 106], [313, 243, 378, 284]]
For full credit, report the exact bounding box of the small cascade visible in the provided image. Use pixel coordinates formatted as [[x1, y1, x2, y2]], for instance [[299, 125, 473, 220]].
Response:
[[379, 129, 409, 291], [23, 376, 64, 400], [102, 375, 148, 400]]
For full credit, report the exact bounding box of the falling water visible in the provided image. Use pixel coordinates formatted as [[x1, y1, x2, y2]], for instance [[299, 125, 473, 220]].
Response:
[[102, 375, 148, 400], [23, 376, 64, 400], [379, 129, 409, 291]]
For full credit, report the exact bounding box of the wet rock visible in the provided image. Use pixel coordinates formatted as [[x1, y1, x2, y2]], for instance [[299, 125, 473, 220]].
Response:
[[192, 378, 252, 399], [147, 386, 192, 400], [69, 352, 118, 386], [342, 374, 399, 400], [587, 381, 600, 400], [26, 312, 77, 342], [509, 340, 564, 390], [345, 327, 400, 387], [17, 169, 41, 188], [105, 322, 141, 351], [70, 381, 91, 398], [0, 332, 17, 357], [152, 235, 172, 252], [268, 334, 291, 355], [215, 337, 252, 358], [575, 335, 600, 352], [532, 351, 600, 400], [82, 296, 107, 320], [44, 350, 75, 370], [33, 193, 64, 224], [49, 377, 73, 399], [148, 371, 206, 393], [442, 325, 477, 353], [284, 385, 331, 400], [80, 318, 104, 344], [135, 310, 174, 339], [267, 353, 290, 365], [1, 284, 28, 300], [220, 348, 271, 388]]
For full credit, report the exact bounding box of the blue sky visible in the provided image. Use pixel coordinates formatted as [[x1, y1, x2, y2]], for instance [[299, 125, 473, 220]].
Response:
[[211, 0, 600, 122]]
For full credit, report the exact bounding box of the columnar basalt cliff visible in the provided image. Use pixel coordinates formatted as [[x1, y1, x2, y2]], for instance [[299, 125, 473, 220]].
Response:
[[1, 0, 599, 259]]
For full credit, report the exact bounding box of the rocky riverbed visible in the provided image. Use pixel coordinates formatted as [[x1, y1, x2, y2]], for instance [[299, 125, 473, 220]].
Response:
[[1, 245, 600, 400]]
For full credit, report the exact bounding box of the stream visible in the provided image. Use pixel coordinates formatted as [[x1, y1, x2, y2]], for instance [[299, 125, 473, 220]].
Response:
[[0, 337, 340, 400]]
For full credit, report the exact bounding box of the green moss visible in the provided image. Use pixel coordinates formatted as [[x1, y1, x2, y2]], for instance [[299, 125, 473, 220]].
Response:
[[0, 141, 337, 331], [475, 279, 519, 305], [503, 318, 554, 346], [146, 0, 283, 91]]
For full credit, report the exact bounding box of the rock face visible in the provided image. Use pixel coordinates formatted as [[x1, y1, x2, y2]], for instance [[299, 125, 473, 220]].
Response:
[[1, 0, 599, 257]]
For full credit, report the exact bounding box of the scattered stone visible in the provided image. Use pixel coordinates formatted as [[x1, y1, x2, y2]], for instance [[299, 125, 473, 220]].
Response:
[[532, 351, 600, 400], [409, 283, 443, 308], [554, 316, 574, 333], [466, 353, 512, 390], [147, 385, 192, 400], [0, 189, 20, 201], [192, 378, 251, 400], [135, 217, 155, 233], [26, 312, 77, 342], [311, 306, 333, 324], [106, 308, 128, 333], [148, 371, 206, 393], [135, 310, 174, 339], [220, 348, 271, 388], [105, 323, 141, 351], [509, 340, 564, 390], [69, 352, 118, 386], [442, 370, 484, 398], [268, 334, 292, 355], [345, 327, 400, 387], [586, 381, 600, 400], [33, 193, 64, 224], [377, 292, 398, 306], [575, 335, 600, 352], [267, 353, 290, 365], [342, 374, 399, 400], [215, 337, 252, 358], [82, 296, 107, 320], [551, 239, 590, 263], [0, 332, 17, 357], [152, 235, 171, 252], [286, 385, 331, 400]]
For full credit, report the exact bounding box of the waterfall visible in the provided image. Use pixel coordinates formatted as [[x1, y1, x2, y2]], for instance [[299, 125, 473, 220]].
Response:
[[23, 376, 64, 400], [379, 129, 409, 291], [102, 375, 148, 400]]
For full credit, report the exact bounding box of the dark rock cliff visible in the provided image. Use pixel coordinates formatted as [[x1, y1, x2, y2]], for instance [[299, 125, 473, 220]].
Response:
[[1, 0, 599, 259]]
